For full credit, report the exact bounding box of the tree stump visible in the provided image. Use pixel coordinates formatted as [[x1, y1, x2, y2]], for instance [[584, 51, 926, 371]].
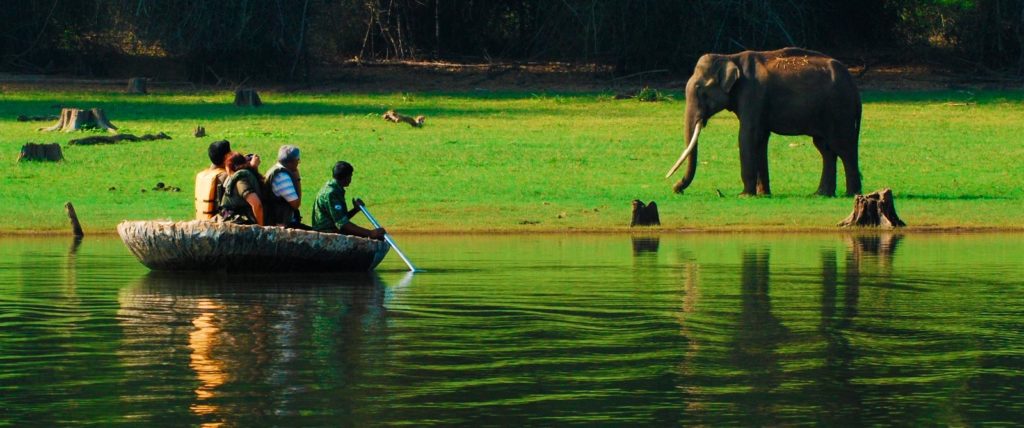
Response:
[[630, 200, 661, 227], [194, 125, 207, 137], [126, 77, 148, 94], [383, 110, 425, 127], [38, 108, 118, 133], [234, 89, 262, 107], [18, 143, 63, 162], [838, 188, 906, 228]]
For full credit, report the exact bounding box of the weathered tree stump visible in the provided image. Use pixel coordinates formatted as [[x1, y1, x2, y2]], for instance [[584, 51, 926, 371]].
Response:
[[234, 89, 262, 107], [194, 125, 206, 137], [126, 77, 148, 94], [18, 143, 63, 162], [38, 108, 118, 133], [630, 200, 661, 227], [838, 188, 906, 228], [383, 110, 425, 127], [68, 132, 171, 146]]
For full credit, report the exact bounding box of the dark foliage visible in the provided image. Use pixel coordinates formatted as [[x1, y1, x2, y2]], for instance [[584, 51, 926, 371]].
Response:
[[2, 0, 1022, 81]]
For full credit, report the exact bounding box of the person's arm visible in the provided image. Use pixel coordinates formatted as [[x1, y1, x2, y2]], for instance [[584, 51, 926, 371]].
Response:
[[340, 222, 385, 240], [245, 193, 264, 225]]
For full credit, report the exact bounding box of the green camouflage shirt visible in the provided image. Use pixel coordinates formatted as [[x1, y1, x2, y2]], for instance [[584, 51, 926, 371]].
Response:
[[311, 179, 348, 232]]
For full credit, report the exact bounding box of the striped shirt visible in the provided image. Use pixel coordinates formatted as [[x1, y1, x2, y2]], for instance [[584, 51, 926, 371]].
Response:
[[271, 167, 299, 202]]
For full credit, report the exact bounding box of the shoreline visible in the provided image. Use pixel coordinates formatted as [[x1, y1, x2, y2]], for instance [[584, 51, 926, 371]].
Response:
[[3, 225, 1023, 237]]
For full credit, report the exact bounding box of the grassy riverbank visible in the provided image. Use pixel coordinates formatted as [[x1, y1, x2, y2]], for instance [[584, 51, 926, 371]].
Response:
[[2, 88, 1022, 233]]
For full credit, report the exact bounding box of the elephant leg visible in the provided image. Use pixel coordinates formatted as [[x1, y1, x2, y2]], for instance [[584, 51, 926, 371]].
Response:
[[755, 132, 771, 196], [738, 123, 766, 196], [838, 144, 862, 196], [813, 137, 838, 197]]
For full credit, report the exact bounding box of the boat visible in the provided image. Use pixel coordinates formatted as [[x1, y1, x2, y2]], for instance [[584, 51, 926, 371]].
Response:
[[117, 220, 391, 272]]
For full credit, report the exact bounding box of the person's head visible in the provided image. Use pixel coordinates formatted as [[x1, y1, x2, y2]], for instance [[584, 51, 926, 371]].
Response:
[[225, 151, 248, 173], [277, 145, 300, 170], [208, 140, 231, 166], [332, 161, 353, 186]]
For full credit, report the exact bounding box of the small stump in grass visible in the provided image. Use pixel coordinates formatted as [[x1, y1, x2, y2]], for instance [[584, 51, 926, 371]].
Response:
[[18, 143, 63, 162], [194, 125, 207, 137], [39, 108, 118, 133], [630, 200, 661, 227], [838, 188, 906, 228], [234, 89, 262, 107], [126, 77, 148, 94]]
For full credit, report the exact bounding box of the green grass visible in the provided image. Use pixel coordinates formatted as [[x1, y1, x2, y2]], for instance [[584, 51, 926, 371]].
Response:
[[1, 88, 1022, 233]]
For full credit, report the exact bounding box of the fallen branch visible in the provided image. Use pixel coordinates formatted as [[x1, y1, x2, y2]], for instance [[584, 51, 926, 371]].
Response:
[[383, 110, 425, 127], [69, 132, 171, 146], [17, 114, 59, 122]]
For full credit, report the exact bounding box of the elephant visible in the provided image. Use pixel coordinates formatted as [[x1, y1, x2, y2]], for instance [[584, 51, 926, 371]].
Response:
[[666, 48, 862, 197]]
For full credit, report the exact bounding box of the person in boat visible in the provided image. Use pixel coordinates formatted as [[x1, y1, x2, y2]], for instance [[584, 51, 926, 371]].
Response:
[[216, 152, 265, 225], [195, 140, 260, 220], [262, 145, 310, 229], [311, 161, 385, 240]]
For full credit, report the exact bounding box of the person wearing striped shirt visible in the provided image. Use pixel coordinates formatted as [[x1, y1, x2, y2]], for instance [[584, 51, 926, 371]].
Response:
[[262, 145, 309, 229]]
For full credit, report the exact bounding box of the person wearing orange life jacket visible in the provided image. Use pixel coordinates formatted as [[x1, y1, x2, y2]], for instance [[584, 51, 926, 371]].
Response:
[[194, 140, 260, 220]]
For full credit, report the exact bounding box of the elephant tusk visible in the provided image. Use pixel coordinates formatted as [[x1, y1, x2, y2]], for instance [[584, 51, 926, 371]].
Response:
[[666, 122, 701, 178]]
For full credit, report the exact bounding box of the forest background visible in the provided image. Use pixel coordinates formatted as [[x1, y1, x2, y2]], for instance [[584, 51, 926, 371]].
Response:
[[2, 0, 1024, 82]]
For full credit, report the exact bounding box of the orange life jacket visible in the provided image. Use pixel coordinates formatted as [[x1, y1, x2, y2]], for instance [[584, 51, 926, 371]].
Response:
[[194, 166, 226, 220]]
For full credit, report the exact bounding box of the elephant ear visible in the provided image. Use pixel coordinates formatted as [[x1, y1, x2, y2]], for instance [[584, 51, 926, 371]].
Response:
[[717, 60, 741, 94]]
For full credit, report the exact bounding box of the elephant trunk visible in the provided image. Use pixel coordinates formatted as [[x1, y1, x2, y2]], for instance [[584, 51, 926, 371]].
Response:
[[667, 115, 701, 193]]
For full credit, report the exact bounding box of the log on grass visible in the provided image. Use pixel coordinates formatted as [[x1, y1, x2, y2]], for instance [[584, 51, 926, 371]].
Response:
[[126, 77, 148, 94], [69, 132, 171, 146], [630, 200, 661, 227], [838, 188, 906, 228], [17, 114, 60, 122], [17, 143, 63, 162], [234, 89, 262, 107], [383, 110, 425, 127], [39, 108, 118, 133]]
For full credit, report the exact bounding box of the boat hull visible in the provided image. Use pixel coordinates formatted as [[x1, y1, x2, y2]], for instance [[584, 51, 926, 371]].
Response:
[[118, 220, 390, 272]]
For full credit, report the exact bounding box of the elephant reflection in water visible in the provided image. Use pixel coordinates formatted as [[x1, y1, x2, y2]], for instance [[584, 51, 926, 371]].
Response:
[[816, 233, 901, 424], [731, 249, 789, 424], [116, 273, 388, 426]]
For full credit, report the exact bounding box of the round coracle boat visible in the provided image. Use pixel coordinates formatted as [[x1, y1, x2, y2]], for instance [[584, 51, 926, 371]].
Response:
[[117, 220, 390, 272]]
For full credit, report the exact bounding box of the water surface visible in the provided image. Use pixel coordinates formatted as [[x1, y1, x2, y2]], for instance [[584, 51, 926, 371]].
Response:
[[1, 234, 1022, 425]]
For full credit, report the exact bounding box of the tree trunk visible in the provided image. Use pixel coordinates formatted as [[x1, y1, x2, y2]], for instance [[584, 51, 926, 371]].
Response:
[[38, 108, 118, 133], [18, 143, 63, 162], [126, 77, 148, 94], [838, 188, 906, 228], [234, 89, 262, 107]]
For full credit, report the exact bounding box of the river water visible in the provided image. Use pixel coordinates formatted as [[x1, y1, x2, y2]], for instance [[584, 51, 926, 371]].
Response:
[[1, 233, 1022, 426]]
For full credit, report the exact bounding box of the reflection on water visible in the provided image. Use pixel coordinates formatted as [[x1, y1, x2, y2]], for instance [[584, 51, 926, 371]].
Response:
[[1, 234, 1022, 425]]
